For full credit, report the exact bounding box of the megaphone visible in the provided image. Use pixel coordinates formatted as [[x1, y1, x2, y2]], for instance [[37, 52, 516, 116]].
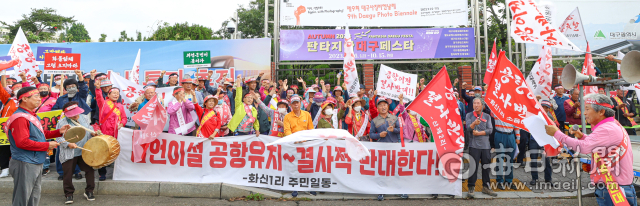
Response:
[[621, 50, 640, 83], [560, 64, 597, 89]]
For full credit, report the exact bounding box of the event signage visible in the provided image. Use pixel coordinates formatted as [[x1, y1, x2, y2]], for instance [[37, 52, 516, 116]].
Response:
[[43, 53, 81, 74], [279, 0, 468, 27], [183, 51, 211, 68], [35, 47, 72, 65], [279, 28, 475, 61], [376, 64, 417, 102], [0, 110, 63, 145], [114, 130, 462, 195]]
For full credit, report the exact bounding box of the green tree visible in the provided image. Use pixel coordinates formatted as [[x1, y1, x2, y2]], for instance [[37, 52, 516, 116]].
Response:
[[1, 8, 75, 43], [99, 33, 107, 42], [148, 21, 216, 41], [65, 22, 90, 42], [136, 30, 142, 41], [119, 30, 134, 42], [214, 0, 274, 39]]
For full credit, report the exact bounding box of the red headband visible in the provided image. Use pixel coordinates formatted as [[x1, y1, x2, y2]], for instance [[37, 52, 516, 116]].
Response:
[[585, 98, 614, 109], [108, 88, 120, 94], [554, 86, 563, 89], [19, 89, 39, 100], [173, 88, 184, 95]]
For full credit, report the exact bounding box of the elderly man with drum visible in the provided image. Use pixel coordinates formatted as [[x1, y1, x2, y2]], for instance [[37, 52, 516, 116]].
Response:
[[546, 93, 636, 206], [56, 101, 98, 204], [7, 87, 70, 206]]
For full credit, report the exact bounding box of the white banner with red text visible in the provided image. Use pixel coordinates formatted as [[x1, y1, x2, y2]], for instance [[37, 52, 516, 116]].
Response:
[[376, 64, 417, 102], [114, 129, 462, 195]]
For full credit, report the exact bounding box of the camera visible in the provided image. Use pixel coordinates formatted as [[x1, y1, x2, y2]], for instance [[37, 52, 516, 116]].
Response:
[[226, 26, 235, 34]]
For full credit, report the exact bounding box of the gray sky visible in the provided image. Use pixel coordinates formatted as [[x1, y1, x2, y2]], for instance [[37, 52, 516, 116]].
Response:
[[3, 0, 254, 42]]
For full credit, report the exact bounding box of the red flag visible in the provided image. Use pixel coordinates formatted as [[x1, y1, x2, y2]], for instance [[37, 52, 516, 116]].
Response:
[[407, 66, 463, 182], [582, 43, 597, 95], [485, 51, 559, 156], [0, 59, 18, 72], [131, 95, 167, 162], [483, 38, 498, 85]]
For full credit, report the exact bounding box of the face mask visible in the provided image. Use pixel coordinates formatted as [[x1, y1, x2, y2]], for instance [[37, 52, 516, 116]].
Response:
[[324, 109, 333, 115], [354, 106, 362, 112], [67, 87, 79, 97], [13, 90, 19, 96], [474, 93, 481, 98], [39, 91, 49, 97], [55, 80, 61, 85], [278, 108, 287, 114], [218, 100, 224, 105], [409, 111, 417, 116]]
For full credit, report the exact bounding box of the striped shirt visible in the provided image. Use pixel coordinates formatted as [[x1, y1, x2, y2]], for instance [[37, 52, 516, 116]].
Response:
[[56, 115, 93, 164], [494, 117, 521, 140]]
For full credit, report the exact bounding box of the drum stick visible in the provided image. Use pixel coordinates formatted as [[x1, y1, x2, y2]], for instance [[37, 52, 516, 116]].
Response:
[[69, 119, 97, 134], [59, 139, 93, 153]]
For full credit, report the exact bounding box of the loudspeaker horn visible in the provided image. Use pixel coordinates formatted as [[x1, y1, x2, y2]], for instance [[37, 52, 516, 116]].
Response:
[[561, 64, 597, 89], [621, 50, 640, 83]]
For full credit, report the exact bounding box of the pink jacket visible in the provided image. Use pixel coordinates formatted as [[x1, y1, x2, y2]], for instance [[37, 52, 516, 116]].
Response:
[[167, 99, 196, 135], [553, 117, 634, 185], [37, 96, 57, 113], [401, 112, 428, 142], [95, 88, 127, 139]]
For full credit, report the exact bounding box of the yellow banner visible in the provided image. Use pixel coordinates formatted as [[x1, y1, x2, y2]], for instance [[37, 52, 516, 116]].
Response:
[[0, 110, 64, 145]]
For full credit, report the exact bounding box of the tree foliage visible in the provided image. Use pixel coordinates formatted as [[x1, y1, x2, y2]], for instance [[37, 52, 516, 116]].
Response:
[[99, 33, 107, 42], [1, 8, 75, 43], [118, 30, 134, 42], [64, 22, 90, 42], [214, 0, 274, 39], [147, 21, 217, 41]]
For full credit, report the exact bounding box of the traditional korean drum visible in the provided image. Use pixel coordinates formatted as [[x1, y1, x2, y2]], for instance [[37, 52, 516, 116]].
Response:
[[82, 135, 120, 169], [63, 126, 87, 143]]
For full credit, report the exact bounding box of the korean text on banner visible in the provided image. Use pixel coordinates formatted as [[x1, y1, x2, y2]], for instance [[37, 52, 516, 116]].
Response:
[[407, 66, 464, 182], [507, 0, 580, 52], [6, 27, 37, 79], [114, 129, 462, 195], [35, 47, 72, 65], [583, 44, 598, 95], [559, 7, 586, 41], [0, 110, 63, 145], [132, 95, 167, 163], [279, 0, 468, 27], [483, 39, 498, 85], [343, 27, 360, 95], [130, 49, 141, 85], [279, 28, 475, 61], [43, 53, 81, 74], [525, 46, 553, 100], [376, 65, 417, 102], [183, 51, 211, 68]]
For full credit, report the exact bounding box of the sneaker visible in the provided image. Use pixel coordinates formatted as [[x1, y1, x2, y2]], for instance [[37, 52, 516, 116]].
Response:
[[467, 190, 475, 198], [497, 183, 505, 190], [400, 194, 408, 199], [84, 192, 95, 201], [42, 169, 50, 176], [0, 168, 8, 178], [58, 176, 63, 181], [99, 175, 106, 181], [74, 173, 82, 180], [510, 183, 518, 190], [482, 187, 498, 197], [377, 194, 384, 201], [529, 179, 537, 186], [65, 195, 73, 204], [308, 191, 317, 196], [291, 191, 298, 197]]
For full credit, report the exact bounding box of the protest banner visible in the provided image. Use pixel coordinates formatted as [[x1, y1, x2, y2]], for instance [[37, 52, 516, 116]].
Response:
[[132, 94, 167, 163], [6, 27, 37, 81], [0, 56, 15, 72], [525, 46, 553, 100], [483, 39, 498, 85], [279, 0, 467, 27], [129, 49, 141, 85], [183, 68, 235, 86], [342, 27, 360, 95], [43, 53, 81, 74], [407, 66, 463, 182], [376, 64, 416, 102], [507, 0, 580, 52], [114, 129, 462, 195], [110, 73, 176, 128], [558, 7, 586, 41], [582, 43, 597, 95], [35, 47, 72, 65], [183, 51, 211, 68], [0, 110, 63, 145], [279, 28, 475, 61]]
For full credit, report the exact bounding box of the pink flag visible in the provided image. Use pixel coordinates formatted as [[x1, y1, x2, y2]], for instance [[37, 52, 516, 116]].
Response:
[[131, 95, 167, 162], [483, 38, 498, 85], [582, 43, 597, 95]]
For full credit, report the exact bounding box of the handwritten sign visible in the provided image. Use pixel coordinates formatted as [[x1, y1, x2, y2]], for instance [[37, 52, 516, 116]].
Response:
[[376, 64, 416, 102]]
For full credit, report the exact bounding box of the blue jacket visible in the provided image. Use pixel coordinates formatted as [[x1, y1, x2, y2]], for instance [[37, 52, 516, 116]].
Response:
[[369, 113, 401, 143], [552, 94, 570, 122], [8, 108, 47, 164], [52, 80, 91, 115], [458, 100, 466, 122]]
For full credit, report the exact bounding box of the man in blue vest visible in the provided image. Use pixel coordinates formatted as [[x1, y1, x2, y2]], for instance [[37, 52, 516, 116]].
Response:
[[551, 84, 570, 131], [7, 87, 70, 206]]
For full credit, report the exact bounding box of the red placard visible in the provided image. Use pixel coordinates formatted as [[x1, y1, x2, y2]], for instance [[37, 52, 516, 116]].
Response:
[[44, 53, 81, 74]]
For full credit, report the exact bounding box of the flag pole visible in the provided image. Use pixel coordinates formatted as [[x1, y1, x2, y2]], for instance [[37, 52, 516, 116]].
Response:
[[577, 84, 586, 206]]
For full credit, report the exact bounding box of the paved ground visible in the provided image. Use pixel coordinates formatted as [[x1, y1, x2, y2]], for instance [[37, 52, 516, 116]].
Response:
[[0, 193, 599, 206]]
